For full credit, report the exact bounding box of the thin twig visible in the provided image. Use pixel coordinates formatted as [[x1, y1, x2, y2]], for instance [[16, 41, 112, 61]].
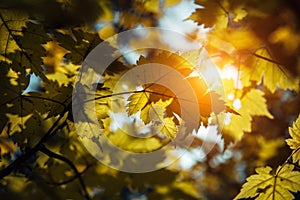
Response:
[[276, 147, 300, 174], [0, 12, 49, 83], [45, 164, 91, 186], [0, 102, 71, 179], [39, 144, 91, 200]]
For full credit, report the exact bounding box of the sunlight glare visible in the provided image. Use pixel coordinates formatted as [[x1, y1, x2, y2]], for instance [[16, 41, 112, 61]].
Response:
[[220, 64, 242, 89]]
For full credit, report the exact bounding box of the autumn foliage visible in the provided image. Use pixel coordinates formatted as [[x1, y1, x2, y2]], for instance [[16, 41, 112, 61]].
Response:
[[0, 0, 300, 200]]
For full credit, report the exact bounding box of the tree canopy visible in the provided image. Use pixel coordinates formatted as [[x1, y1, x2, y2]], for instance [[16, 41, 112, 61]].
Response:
[[0, 0, 300, 199]]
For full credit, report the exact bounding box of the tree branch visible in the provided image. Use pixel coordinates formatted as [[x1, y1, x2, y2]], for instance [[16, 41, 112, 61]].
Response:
[[45, 164, 91, 186], [39, 144, 91, 200], [0, 102, 71, 179]]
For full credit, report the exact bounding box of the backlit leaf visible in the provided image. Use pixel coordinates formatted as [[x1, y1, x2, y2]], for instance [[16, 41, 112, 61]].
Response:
[[235, 164, 300, 200], [127, 92, 150, 115], [286, 114, 300, 165], [242, 48, 300, 93], [158, 117, 178, 139], [221, 89, 273, 141], [187, 0, 247, 29]]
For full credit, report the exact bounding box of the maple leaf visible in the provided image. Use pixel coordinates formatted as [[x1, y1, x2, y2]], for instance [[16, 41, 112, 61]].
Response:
[[128, 95, 178, 138], [186, 76, 225, 117], [148, 99, 178, 138], [54, 29, 101, 65], [235, 164, 300, 200], [148, 99, 172, 120], [242, 48, 300, 93], [187, 0, 228, 29], [286, 114, 300, 165], [126, 51, 226, 133], [43, 41, 68, 73], [0, 9, 28, 61], [187, 0, 247, 29], [127, 92, 150, 116], [5, 113, 32, 134], [144, 83, 181, 124], [207, 28, 261, 54], [158, 117, 178, 139], [136, 51, 194, 77], [221, 89, 273, 141], [0, 10, 51, 82]]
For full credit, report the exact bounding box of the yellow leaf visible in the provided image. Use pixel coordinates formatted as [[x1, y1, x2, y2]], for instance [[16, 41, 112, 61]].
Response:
[[98, 0, 114, 22], [187, 0, 228, 29], [257, 137, 284, 166], [143, 0, 160, 13], [207, 28, 261, 53], [118, 12, 152, 29], [286, 114, 300, 165], [0, 126, 18, 156], [187, 0, 247, 29], [140, 104, 151, 124], [241, 89, 273, 119], [137, 51, 194, 77], [107, 128, 165, 153], [164, 0, 181, 7], [148, 99, 173, 121], [126, 50, 226, 138], [127, 92, 150, 115], [232, 6, 247, 22], [174, 181, 200, 198], [220, 112, 250, 141], [43, 41, 68, 72], [148, 99, 178, 138], [269, 26, 300, 54], [98, 24, 116, 40], [102, 73, 122, 91], [5, 113, 32, 134], [242, 48, 300, 93], [235, 164, 300, 200], [158, 117, 178, 139], [221, 89, 272, 141]]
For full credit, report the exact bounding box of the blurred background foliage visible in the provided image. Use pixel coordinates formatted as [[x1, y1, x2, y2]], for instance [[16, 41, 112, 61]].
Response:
[[0, 0, 300, 199]]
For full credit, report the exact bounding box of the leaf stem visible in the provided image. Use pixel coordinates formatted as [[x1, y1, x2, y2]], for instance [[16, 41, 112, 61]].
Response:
[[276, 147, 300, 175]]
